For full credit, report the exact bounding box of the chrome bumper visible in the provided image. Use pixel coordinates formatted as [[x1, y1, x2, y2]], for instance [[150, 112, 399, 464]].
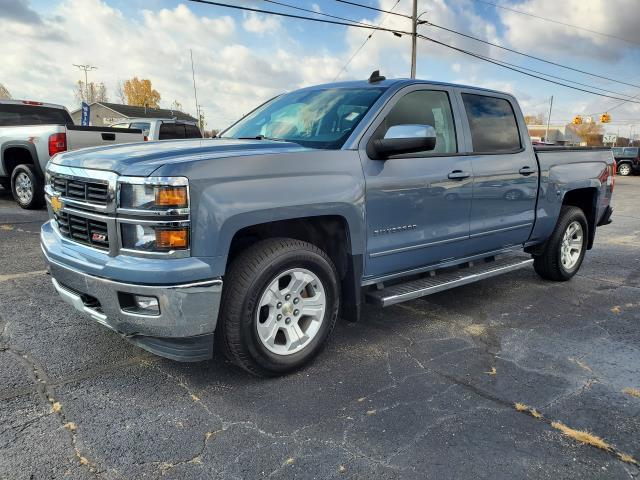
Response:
[[43, 248, 222, 361]]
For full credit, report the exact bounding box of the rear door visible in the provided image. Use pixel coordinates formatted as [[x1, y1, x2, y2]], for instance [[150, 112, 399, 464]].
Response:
[[360, 85, 474, 278], [458, 91, 538, 254]]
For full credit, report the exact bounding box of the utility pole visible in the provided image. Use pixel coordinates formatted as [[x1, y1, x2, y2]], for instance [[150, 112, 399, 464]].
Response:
[[73, 64, 97, 102], [190, 49, 201, 130], [410, 0, 418, 78], [544, 95, 553, 142]]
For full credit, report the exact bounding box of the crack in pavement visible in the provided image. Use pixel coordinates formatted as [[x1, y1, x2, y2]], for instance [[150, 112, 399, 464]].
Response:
[[2, 346, 104, 478]]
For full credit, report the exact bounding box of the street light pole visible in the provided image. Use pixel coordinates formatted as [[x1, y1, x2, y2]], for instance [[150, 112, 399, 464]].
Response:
[[73, 64, 97, 102], [544, 95, 553, 142], [410, 0, 417, 78], [190, 49, 201, 130]]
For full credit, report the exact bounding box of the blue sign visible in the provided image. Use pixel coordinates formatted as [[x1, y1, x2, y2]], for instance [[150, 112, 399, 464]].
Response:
[[81, 102, 90, 126]]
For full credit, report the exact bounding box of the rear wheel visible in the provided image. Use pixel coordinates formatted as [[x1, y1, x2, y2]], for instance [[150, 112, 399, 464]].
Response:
[[617, 163, 632, 176], [217, 238, 339, 377], [11, 164, 44, 209], [533, 206, 588, 281]]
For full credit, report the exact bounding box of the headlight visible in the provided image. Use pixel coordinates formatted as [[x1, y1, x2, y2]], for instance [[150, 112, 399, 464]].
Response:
[[117, 177, 190, 255], [118, 177, 189, 211], [121, 224, 189, 252]]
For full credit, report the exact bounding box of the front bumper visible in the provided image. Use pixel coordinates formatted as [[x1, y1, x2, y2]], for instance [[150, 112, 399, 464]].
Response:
[[42, 242, 222, 362]]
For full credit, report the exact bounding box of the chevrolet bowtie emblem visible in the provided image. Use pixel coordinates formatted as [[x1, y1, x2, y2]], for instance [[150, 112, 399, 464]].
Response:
[[50, 195, 63, 213]]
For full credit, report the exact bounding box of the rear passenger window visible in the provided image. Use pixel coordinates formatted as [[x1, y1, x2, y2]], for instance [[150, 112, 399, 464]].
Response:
[[380, 90, 457, 155], [462, 94, 521, 153], [158, 123, 185, 140], [184, 124, 202, 138]]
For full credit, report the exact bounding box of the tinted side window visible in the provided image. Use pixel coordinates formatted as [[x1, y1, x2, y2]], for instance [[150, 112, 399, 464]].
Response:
[[0, 104, 73, 126], [462, 94, 521, 153], [623, 147, 638, 156], [158, 123, 185, 140], [184, 124, 202, 138], [380, 90, 457, 155], [129, 122, 151, 135]]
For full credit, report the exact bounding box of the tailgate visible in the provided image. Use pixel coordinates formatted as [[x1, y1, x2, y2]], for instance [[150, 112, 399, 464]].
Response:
[[66, 125, 143, 151]]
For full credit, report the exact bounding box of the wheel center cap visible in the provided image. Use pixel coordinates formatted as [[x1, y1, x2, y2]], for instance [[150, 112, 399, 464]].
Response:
[[282, 303, 293, 315]]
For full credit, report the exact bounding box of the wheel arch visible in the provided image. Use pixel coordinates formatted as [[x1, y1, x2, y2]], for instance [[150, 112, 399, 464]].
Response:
[[225, 214, 363, 322], [561, 187, 598, 249], [2, 142, 40, 178]]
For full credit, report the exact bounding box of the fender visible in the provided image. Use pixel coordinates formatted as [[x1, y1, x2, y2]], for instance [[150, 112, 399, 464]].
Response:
[[1, 141, 41, 177]]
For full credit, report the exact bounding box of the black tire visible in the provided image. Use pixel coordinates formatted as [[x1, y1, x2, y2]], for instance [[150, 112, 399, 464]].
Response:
[[617, 163, 632, 176], [533, 206, 588, 281], [217, 238, 340, 377], [11, 164, 44, 209]]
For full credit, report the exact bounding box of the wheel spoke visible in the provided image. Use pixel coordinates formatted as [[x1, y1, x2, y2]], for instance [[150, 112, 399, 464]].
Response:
[[285, 271, 313, 297], [287, 323, 308, 351], [300, 292, 324, 317], [260, 282, 281, 308], [257, 312, 279, 345]]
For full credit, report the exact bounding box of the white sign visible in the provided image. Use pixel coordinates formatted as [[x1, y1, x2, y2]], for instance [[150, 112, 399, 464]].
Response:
[[603, 133, 617, 144]]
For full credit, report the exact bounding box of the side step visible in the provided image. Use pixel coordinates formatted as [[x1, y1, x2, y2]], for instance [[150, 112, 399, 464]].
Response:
[[366, 256, 534, 307]]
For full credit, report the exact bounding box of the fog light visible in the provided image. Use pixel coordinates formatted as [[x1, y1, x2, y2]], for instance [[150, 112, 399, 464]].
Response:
[[134, 295, 159, 313]]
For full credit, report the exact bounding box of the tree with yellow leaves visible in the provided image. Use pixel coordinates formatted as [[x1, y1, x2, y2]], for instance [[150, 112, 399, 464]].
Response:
[[122, 77, 161, 108]]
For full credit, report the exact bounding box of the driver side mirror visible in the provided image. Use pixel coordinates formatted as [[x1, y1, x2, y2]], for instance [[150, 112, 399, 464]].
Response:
[[368, 124, 437, 160]]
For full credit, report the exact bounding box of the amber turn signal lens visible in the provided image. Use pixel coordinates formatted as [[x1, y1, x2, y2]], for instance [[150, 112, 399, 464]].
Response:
[[155, 229, 189, 249], [155, 186, 188, 208]]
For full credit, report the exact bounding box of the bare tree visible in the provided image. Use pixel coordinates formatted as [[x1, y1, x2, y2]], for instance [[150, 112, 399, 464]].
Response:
[[170, 100, 183, 111], [0, 83, 11, 100], [74, 81, 109, 104], [116, 80, 126, 104]]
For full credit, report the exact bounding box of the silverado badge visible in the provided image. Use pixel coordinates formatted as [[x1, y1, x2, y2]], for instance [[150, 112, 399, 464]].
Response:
[[50, 195, 63, 214]]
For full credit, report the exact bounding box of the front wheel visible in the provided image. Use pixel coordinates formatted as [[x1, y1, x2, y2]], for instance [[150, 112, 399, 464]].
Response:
[[617, 163, 632, 176], [533, 206, 588, 281], [217, 238, 340, 377]]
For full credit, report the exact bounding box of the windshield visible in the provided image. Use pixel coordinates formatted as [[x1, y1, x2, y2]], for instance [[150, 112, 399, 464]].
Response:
[[221, 87, 386, 149]]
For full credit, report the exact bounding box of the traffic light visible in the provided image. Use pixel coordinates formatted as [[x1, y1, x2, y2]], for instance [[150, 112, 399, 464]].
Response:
[[600, 113, 611, 123], [572, 116, 583, 125]]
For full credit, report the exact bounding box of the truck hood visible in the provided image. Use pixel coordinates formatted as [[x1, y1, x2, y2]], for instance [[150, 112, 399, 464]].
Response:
[[51, 138, 310, 176]]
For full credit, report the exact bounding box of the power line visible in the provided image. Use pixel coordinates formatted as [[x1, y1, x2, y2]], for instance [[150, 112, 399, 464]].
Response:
[[188, 0, 640, 105], [472, 0, 640, 46], [416, 34, 640, 105], [187, 0, 409, 35], [335, 0, 411, 19], [424, 22, 640, 90], [262, 0, 382, 27], [333, 0, 403, 81]]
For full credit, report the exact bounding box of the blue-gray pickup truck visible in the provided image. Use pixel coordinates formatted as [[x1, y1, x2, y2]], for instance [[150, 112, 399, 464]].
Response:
[[41, 74, 615, 376]]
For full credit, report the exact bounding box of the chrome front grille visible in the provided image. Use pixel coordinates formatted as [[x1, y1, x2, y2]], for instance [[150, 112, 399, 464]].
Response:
[[50, 174, 109, 205], [53, 211, 110, 250]]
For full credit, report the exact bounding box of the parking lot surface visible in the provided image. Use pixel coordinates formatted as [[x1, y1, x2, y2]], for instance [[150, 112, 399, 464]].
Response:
[[1, 177, 639, 480]]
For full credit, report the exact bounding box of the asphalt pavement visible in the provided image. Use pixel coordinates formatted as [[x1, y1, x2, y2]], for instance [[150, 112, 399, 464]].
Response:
[[1, 177, 639, 479]]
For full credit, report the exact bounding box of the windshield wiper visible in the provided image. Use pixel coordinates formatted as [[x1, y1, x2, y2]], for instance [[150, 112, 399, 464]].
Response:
[[237, 135, 276, 141]]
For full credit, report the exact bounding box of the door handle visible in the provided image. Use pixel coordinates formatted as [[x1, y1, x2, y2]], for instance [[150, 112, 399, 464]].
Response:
[[519, 166, 535, 176], [448, 170, 471, 180]]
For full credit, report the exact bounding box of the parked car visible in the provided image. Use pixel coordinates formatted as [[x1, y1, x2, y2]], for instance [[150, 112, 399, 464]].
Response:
[[110, 118, 202, 141], [0, 100, 144, 209], [611, 147, 639, 176], [41, 75, 615, 376]]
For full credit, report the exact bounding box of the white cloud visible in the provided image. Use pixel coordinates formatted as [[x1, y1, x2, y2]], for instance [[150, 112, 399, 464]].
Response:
[[0, 0, 346, 128], [243, 12, 281, 35], [498, 0, 640, 62]]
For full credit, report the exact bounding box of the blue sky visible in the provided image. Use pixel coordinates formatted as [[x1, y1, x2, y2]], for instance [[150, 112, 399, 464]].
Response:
[[4, 0, 640, 136]]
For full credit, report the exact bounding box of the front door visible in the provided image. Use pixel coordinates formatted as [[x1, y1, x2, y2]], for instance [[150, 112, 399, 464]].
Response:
[[360, 87, 474, 279], [458, 92, 538, 254]]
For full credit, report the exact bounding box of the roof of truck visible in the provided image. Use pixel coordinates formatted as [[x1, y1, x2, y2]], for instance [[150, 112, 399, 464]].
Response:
[[300, 77, 510, 97]]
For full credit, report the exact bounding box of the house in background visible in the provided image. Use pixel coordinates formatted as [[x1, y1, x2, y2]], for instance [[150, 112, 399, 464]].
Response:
[[69, 102, 197, 126], [527, 123, 584, 146]]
